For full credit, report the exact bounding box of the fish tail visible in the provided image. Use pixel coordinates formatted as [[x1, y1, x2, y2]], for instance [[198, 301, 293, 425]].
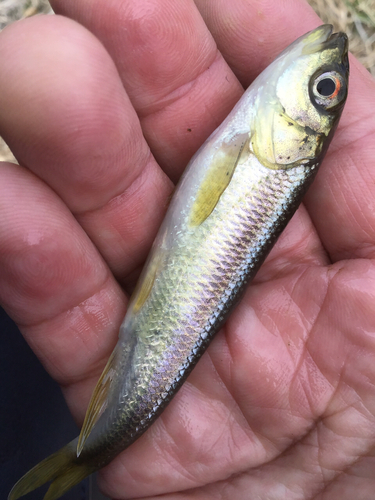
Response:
[[8, 439, 95, 500]]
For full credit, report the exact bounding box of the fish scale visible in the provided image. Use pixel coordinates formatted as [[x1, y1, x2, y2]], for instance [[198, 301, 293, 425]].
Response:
[[84, 161, 322, 466], [98, 161, 320, 457]]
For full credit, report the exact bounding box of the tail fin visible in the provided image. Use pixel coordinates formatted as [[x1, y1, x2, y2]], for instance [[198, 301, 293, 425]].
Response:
[[8, 440, 95, 500]]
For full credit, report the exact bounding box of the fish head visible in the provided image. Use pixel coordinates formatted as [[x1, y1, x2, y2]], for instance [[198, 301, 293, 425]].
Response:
[[250, 25, 349, 170]]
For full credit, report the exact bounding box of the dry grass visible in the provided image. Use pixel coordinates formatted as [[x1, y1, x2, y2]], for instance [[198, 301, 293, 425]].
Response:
[[0, 0, 52, 30], [0, 0, 374, 162], [309, 0, 375, 75], [0, 133, 16, 162]]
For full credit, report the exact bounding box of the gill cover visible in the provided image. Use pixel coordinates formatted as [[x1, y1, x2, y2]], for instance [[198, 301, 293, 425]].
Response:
[[250, 25, 348, 170]]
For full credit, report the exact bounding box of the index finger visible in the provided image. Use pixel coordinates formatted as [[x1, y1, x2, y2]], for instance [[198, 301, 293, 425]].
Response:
[[194, 0, 320, 86], [0, 1, 243, 293]]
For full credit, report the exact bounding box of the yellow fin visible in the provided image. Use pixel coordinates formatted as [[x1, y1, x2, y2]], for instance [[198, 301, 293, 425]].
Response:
[[131, 263, 157, 313], [189, 133, 250, 226], [8, 445, 72, 499], [77, 347, 118, 456], [8, 440, 95, 500], [43, 464, 92, 500], [131, 248, 164, 313]]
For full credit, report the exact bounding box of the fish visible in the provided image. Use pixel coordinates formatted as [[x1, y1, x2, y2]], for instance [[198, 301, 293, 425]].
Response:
[[9, 24, 349, 500]]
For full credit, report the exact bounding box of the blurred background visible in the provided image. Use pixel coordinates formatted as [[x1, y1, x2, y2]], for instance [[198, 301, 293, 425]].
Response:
[[0, 1, 374, 499]]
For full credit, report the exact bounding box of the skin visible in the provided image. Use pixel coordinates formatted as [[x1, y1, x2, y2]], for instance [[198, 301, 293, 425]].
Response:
[[0, 0, 374, 498]]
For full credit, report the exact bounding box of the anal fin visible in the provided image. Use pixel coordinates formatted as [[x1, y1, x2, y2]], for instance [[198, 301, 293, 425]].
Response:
[[77, 347, 118, 456]]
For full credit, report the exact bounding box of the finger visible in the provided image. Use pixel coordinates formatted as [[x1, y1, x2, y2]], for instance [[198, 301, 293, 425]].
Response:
[[0, 162, 126, 419], [194, 0, 320, 87], [193, 0, 375, 261], [50, 0, 244, 181], [254, 204, 330, 284], [304, 59, 375, 262], [0, 15, 172, 288], [139, 446, 375, 500]]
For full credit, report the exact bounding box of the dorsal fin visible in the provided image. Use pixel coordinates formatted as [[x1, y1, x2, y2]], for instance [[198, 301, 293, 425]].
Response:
[[77, 347, 118, 456], [189, 132, 250, 226]]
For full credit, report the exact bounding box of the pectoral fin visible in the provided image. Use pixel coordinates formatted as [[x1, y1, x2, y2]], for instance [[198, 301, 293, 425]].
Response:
[[189, 133, 250, 226]]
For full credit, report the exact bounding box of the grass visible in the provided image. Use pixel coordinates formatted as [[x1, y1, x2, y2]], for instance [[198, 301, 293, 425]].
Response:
[[0, 0, 374, 162], [309, 0, 375, 76], [0, 0, 52, 30]]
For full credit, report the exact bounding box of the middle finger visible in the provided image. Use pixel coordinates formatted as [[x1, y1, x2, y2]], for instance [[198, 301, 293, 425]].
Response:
[[50, 0, 244, 181], [0, 15, 171, 289]]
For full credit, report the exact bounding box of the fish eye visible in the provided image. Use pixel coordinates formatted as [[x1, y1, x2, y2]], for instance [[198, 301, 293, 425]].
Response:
[[317, 77, 336, 96], [311, 71, 347, 111]]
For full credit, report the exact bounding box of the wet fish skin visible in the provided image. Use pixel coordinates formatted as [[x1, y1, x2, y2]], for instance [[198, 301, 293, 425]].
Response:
[[9, 25, 349, 500]]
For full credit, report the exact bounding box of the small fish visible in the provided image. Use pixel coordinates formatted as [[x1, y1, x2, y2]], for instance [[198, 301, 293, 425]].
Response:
[[9, 25, 349, 500]]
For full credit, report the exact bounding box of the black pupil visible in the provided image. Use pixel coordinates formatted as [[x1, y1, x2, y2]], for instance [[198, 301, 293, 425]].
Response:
[[317, 78, 336, 97]]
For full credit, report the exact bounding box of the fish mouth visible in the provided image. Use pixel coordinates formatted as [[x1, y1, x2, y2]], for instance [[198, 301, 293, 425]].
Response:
[[304, 25, 348, 54], [326, 31, 349, 74], [303, 25, 349, 76]]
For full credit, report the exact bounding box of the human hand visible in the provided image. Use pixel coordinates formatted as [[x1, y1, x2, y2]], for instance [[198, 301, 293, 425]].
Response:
[[0, 1, 374, 498]]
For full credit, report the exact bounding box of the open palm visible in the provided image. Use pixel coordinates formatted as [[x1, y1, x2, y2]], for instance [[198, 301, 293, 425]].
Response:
[[1, 1, 375, 499]]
